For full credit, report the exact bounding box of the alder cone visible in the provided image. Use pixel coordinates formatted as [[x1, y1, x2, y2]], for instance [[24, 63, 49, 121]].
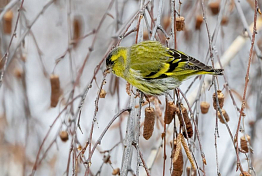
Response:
[[73, 17, 83, 40], [209, 2, 220, 15], [200, 101, 210, 114], [213, 90, 224, 109], [50, 74, 60, 107], [176, 16, 185, 31], [14, 68, 23, 78], [112, 168, 120, 175], [186, 167, 196, 176], [221, 16, 229, 25], [240, 135, 251, 153], [218, 109, 230, 124], [195, 15, 203, 29], [143, 107, 156, 140], [143, 30, 149, 40], [174, 106, 193, 138], [59, 131, 69, 142], [164, 101, 177, 124], [240, 171, 251, 176], [4, 10, 13, 34], [181, 107, 193, 138], [171, 141, 183, 176]]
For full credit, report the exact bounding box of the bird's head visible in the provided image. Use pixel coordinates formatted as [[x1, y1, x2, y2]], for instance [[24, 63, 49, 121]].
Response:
[[106, 46, 128, 77]]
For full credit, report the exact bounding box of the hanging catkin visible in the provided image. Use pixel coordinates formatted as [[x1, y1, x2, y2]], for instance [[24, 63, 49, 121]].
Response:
[[143, 107, 156, 140], [50, 74, 60, 107]]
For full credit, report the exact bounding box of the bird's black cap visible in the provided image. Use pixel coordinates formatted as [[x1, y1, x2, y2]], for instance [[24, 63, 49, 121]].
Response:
[[106, 50, 114, 68]]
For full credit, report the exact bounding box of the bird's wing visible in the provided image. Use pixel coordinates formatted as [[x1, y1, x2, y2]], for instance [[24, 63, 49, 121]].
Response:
[[167, 48, 214, 71], [129, 48, 176, 80], [128, 43, 222, 81], [127, 41, 173, 79], [129, 47, 201, 80], [167, 48, 223, 75]]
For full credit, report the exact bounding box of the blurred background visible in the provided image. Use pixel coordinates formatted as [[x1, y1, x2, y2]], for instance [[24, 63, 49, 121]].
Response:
[[0, 0, 262, 175]]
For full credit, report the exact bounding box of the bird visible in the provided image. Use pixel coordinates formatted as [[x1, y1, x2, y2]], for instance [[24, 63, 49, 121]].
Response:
[[106, 40, 223, 95]]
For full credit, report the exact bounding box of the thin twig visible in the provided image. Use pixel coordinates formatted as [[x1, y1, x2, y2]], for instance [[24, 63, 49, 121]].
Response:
[[150, 0, 163, 40], [235, 0, 258, 173], [0, 0, 26, 88], [30, 95, 81, 176], [89, 108, 131, 159], [85, 72, 108, 176], [135, 145, 151, 176], [1, 0, 54, 88], [170, 0, 176, 49], [74, 0, 115, 87], [233, 0, 262, 59]]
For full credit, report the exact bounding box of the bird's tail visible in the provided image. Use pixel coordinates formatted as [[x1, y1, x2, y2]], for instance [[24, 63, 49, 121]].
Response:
[[206, 68, 224, 75]]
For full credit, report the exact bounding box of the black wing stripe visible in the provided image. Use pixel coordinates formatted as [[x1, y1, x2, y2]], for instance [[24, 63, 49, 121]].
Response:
[[166, 61, 179, 72], [144, 74, 168, 80], [145, 71, 158, 77], [168, 49, 186, 59], [170, 48, 213, 71], [169, 48, 224, 74]]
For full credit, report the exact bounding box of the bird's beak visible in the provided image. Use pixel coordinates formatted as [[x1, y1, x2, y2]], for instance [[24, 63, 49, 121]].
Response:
[[104, 68, 111, 74]]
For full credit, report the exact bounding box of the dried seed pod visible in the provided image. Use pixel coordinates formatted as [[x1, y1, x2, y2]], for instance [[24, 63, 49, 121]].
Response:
[[173, 134, 182, 163], [192, 168, 197, 176], [186, 167, 191, 176], [59, 131, 69, 142], [180, 133, 196, 170], [221, 16, 229, 25], [181, 106, 193, 138], [73, 17, 82, 40], [200, 101, 210, 114], [3, 10, 13, 34], [112, 168, 120, 175], [248, 120, 255, 127], [50, 74, 60, 107], [103, 155, 111, 164], [209, 2, 220, 15], [213, 90, 224, 109], [21, 56, 27, 62], [240, 171, 251, 176], [0, 57, 5, 70], [99, 89, 107, 98], [195, 15, 203, 30], [143, 107, 156, 140], [175, 106, 183, 125], [143, 30, 149, 40], [218, 109, 230, 124], [163, 16, 171, 30], [240, 135, 251, 153], [176, 16, 185, 31], [186, 167, 196, 176], [171, 139, 183, 176], [14, 68, 23, 78], [164, 101, 177, 124]]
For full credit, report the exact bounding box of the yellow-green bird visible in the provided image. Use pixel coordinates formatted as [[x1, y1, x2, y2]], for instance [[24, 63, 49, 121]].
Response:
[[106, 40, 223, 95]]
